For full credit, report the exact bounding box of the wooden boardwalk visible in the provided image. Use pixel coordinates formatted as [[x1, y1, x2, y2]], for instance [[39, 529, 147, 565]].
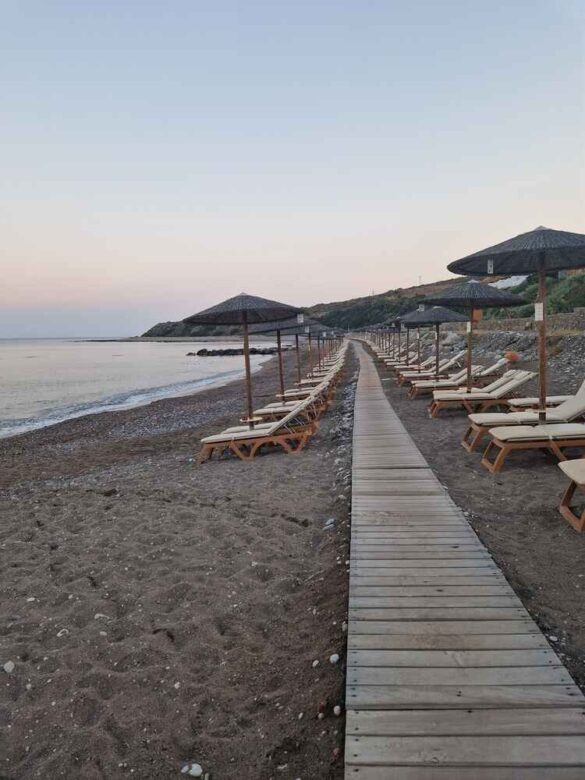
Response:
[[345, 343, 585, 778]]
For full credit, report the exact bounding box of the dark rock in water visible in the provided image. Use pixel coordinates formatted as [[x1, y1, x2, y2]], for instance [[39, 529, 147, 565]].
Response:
[[189, 346, 285, 357]]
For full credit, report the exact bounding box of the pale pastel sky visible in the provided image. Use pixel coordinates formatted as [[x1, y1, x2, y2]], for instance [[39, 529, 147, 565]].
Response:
[[1, 0, 584, 336]]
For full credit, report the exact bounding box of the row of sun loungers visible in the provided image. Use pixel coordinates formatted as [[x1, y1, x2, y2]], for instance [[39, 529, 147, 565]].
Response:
[[197, 344, 348, 463], [368, 336, 585, 530]]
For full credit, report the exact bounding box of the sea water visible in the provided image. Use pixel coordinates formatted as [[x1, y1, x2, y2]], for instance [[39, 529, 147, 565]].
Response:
[[0, 339, 274, 438]]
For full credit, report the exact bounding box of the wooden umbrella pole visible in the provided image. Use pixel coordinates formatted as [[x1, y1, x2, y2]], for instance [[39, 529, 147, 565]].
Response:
[[242, 311, 254, 429], [295, 333, 302, 383], [466, 306, 474, 392], [417, 327, 421, 365], [317, 335, 322, 370], [435, 323, 440, 378], [537, 258, 548, 423], [405, 327, 410, 365], [308, 333, 313, 374], [276, 329, 285, 397]]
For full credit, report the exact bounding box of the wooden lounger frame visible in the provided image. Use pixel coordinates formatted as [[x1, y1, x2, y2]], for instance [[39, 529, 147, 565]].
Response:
[[462, 419, 502, 453], [481, 435, 585, 474], [559, 475, 585, 532], [428, 396, 511, 418], [197, 422, 316, 464]]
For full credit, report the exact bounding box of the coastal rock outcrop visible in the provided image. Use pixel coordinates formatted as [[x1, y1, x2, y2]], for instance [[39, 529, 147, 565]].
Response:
[[188, 347, 289, 357]]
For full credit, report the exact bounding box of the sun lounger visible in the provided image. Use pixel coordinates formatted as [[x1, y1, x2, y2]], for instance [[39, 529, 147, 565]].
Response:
[[508, 379, 585, 410], [480, 423, 585, 474], [462, 392, 585, 452], [428, 370, 535, 417], [408, 365, 485, 399], [397, 350, 466, 385], [391, 354, 436, 371], [198, 396, 317, 463], [558, 459, 585, 532]]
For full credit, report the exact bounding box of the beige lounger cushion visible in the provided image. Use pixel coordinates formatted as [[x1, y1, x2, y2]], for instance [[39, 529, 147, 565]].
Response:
[[558, 459, 585, 484], [469, 411, 539, 426], [488, 423, 585, 442], [509, 396, 573, 408]]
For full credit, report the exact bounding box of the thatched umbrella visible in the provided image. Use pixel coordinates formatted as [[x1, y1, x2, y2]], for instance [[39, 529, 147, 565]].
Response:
[[448, 226, 585, 420], [400, 306, 467, 378], [183, 293, 300, 427], [423, 280, 524, 391]]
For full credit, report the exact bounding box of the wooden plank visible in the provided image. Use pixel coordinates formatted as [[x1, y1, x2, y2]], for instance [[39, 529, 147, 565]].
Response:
[[348, 620, 539, 635], [346, 684, 583, 709], [349, 607, 528, 621], [348, 666, 572, 686], [348, 634, 549, 650], [350, 574, 506, 585], [346, 735, 585, 766], [350, 586, 514, 597], [347, 649, 559, 667], [346, 707, 585, 735], [345, 767, 585, 779], [351, 545, 484, 552], [349, 597, 520, 608], [351, 560, 496, 569], [351, 552, 489, 560]]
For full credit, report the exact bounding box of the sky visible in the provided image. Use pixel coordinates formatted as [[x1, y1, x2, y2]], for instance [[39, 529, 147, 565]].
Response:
[[1, 0, 584, 337]]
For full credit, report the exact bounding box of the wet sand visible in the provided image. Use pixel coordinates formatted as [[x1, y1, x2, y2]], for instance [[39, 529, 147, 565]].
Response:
[[0, 349, 356, 779]]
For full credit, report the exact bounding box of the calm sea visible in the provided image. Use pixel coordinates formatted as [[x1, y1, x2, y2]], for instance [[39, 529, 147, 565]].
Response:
[[0, 338, 274, 439]]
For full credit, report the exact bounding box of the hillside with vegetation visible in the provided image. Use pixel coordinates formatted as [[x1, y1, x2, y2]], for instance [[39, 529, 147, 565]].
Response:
[[141, 272, 585, 336], [484, 272, 585, 319]]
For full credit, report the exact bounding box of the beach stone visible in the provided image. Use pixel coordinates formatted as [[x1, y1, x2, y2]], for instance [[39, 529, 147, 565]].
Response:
[[333, 705, 342, 716], [3, 661, 15, 674], [188, 765, 203, 777], [329, 653, 340, 665]]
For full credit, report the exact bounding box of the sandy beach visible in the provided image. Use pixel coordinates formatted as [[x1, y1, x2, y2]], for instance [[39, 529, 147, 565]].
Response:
[[0, 349, 356, 779]]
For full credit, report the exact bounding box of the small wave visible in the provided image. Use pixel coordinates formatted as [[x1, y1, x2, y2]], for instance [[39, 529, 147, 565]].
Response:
[[0, 367, 249, 439]]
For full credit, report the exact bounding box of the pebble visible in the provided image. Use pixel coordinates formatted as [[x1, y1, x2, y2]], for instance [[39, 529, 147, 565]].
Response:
[[548, 635, 559, 642], [329, 653, 340, 665], [333, 705, 342, 716], [182, 764, 203, 778], [312, 660, 319, 668], [56, 628, 69, 638], [3, 661, 15, 674]]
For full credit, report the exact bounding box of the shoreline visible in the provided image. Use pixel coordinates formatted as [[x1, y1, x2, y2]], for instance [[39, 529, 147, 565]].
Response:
[[0, 358, 272, 442]]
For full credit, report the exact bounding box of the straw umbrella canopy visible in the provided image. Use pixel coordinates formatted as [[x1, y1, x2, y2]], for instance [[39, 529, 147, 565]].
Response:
[[422, 280, 524, 391], [447, 226, 585, 420], [250, 315, 323, 393], [400, 306, 467, 378], [183, 293, 300, 427]]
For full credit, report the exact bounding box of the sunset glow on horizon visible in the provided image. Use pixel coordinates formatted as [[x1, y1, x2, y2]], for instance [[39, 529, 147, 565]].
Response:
[[1, 0, 584, 336]]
